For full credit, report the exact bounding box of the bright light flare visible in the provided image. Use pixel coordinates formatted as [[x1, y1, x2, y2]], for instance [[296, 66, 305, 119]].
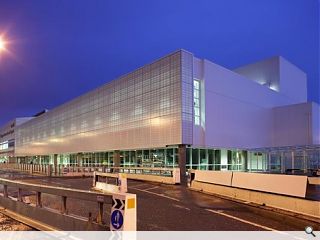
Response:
[[0, 37, 6, 51]]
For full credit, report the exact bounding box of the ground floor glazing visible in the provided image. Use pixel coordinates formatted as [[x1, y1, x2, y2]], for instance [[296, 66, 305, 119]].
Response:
[[15, 145, 320, 175]]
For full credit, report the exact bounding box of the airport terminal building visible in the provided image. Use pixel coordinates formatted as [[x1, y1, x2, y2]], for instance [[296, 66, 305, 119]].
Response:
[[1, 50, 319, 175]]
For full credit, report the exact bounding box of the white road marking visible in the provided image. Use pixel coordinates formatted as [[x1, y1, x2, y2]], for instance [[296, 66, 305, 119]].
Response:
[[38, 179, 72, 187], [205, 209, 308, 240], [128, 183, 151, 188], [173, 204, 191, 211], [129, 187, 180, 202], [144, 186, 160, 191], [206, 209, 278, 231]]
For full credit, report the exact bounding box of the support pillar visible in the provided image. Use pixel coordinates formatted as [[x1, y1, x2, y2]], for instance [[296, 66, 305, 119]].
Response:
[[53, 154, 58, 176], [77, 153, 83, 167], [291, 151, 295, 174], [178, 145, 187, 185], [113, 150, 120, 173]]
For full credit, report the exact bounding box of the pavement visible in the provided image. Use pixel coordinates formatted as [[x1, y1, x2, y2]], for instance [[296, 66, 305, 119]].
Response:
[[0, 169, 319, 231]]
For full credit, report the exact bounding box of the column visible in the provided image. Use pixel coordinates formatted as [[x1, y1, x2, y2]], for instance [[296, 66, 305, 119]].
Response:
[[267, 152, 271, 173], [113, 150, 120, 173], [303, 150, 307, 174], [53, 154, 58, 176], [178, 145, 187, 185], [291, 151, 295, 174], [77, 153, 83, 167]]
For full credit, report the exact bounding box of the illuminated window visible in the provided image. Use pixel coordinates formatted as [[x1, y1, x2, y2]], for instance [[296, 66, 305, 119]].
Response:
[[193, 80, 200, 125], [0, 141, 9, 150]]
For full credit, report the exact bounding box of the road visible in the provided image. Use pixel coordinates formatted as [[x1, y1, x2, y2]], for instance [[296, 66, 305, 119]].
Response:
[[0, 170, 318, 231]]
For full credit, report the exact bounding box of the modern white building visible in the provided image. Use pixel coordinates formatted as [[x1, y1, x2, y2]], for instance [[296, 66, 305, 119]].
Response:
[[0, 117, 33, 163], [2, 50, 319, 179]]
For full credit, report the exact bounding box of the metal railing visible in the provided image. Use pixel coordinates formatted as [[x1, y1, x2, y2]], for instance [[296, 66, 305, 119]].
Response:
[[0, 163, 180, 184], [0, 177, 112, 230], [0, 163, 177, 177], [106, 166, 175, 177]]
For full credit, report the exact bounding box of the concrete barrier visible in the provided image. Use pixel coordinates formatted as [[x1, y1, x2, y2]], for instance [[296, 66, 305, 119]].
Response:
[[308, 177, 320, 185], [190, 170, 308, 198], [92, 172, 128, 193], [193, 170, 232, 186], [191, 181, 320, 220], [232, 172, 308, 198]]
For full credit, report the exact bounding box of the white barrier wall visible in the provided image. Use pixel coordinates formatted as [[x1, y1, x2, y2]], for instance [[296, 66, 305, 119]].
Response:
[[192, 170, 308, 198], [232, 172, 308, 198], [193, 170, 232, 186]]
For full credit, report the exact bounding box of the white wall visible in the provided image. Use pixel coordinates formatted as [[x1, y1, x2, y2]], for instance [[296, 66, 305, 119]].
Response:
[[234, 56, 307, 104], [272, 103, 312, 146], [234, 57, 280, 92], [279, 57, 307, 103], [193, 57, 315, 149], [272, 102, 320, 146], [195, 59, 277, 149]]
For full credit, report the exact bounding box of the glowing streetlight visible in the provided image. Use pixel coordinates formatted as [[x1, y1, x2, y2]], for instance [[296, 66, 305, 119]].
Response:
[[0, 37, 6, 52]]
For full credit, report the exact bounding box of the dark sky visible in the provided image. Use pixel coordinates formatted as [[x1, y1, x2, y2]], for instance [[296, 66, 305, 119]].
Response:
[[0, 0, 319, 126]]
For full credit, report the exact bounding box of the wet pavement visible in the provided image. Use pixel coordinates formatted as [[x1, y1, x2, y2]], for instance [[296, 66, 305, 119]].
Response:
[[0, 170, 319, 231]]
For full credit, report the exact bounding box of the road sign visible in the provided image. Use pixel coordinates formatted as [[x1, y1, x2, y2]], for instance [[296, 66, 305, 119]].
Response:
[[112, 198, 125, 210], [110, 193, 137, 231], [111, 210, 124, 230]]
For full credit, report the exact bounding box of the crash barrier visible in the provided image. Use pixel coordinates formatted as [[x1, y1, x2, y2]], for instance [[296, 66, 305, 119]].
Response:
[[106, 167, 180, 184], [0, 163, 180, 184], [0, 177, 137, 231], [189, 170, 309, 198], [92, 171, 128, 193]]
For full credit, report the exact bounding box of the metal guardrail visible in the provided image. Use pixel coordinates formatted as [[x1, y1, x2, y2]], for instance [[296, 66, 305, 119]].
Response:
[[0, 163, 181, 184], [0, 163, 177, 177], [0, 177, 112, 230], [107, 166, 175, 177]]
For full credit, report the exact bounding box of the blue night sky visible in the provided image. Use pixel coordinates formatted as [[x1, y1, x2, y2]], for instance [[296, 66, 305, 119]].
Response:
[[0, 0, 319, 126]]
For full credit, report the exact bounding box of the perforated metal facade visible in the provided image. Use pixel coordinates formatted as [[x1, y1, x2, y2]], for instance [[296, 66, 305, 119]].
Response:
[[16, 50, 194, 156]]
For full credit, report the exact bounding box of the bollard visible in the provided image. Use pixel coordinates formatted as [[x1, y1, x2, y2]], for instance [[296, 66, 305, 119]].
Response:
[[117, 173, 128, 193], [110, 193, 136, 231], [172, 168, 181, 184]]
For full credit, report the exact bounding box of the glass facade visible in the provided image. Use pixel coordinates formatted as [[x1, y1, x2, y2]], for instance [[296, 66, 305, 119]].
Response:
[[15, 145, 320, 176], [186, 148, 247, 171], [17, 147, 179, 168], [249, 145, 320, 174]]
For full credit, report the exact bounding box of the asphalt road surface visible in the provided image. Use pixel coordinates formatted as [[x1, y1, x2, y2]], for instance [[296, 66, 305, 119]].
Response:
[[0, 170, 319, 231]]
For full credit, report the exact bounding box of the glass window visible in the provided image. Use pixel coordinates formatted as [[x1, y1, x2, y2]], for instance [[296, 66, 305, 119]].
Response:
[[195, 116, 200, 125], [194, 80, 200, 90], [193, 79, 200, 125]]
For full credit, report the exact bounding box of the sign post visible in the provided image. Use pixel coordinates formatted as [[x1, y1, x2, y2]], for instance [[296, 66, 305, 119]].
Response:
[[110, 193, 136, 231]]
